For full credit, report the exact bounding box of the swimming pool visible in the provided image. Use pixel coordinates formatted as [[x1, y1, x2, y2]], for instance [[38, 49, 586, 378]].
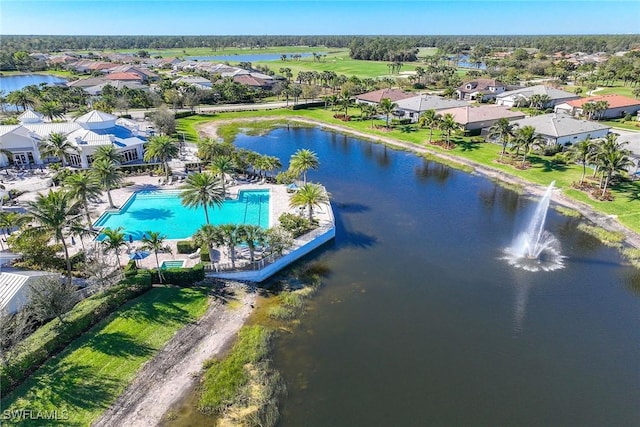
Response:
[[160, 259, 186, 269], [94, 189, 269, 241]]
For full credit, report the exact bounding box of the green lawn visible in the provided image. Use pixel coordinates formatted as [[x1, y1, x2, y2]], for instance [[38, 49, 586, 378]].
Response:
[[603, 119, 640, 132], [177, 108, 640, 233], [1, 287, 210, 426]]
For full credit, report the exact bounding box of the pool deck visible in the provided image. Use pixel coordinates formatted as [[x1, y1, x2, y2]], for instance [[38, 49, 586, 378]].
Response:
[[15, 174, 303, 271]]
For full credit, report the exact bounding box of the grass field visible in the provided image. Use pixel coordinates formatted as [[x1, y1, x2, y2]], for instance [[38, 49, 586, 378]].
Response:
[[177, 108, 640, 233], [1, 287, 210, 426]]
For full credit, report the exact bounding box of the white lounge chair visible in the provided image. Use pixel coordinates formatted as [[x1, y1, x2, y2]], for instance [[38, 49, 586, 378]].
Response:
[[188, 247, 201, 259]]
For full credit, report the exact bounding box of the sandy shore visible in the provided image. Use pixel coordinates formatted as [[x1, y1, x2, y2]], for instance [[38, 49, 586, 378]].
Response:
[[93, 283, 256, 427], [198, 117, 640, 249]]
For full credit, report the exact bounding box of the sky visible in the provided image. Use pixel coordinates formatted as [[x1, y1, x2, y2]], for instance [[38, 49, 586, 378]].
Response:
[[0, 0, 639, 36]]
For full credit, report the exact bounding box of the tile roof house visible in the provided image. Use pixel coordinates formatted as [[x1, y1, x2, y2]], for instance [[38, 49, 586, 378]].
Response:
[[106, 65, 159, 82], [394, 95, 470, 122], [104, 72, 144, 82], [0, 270, 60, 314], [0, 110, 147, 168], [437, 105, 525, 131], [496, 85, 579, 108], [508, 113, 610, 146], [554, 95, 640, 119], [354, 88, 415, 105], [456, 79, 505, 101]]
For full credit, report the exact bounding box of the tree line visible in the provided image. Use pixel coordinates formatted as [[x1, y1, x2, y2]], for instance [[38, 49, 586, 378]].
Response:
[[1, 35, 639, 55]]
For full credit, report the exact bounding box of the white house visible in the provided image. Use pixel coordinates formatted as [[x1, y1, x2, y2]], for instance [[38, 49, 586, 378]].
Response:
[[456, 79, 506, 101], [394, 95, 470, 122], [0, 270, 59, 314], [0, 110, 147, 168], [496, 85, 579, 108], [507, 113, 610, 146], [554, 95, 640, 119]]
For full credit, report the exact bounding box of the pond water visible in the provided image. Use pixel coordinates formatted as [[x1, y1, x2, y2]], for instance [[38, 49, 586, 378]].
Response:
[[232, 127, 640, 427], [185, 52, 314, 62], [0, 74, 68, 93]]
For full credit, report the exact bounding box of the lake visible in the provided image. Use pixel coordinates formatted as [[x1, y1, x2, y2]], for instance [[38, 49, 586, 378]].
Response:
[[185, 52, 314, 62], [233, 126, 640, 427], [0, 74, 68, 93]]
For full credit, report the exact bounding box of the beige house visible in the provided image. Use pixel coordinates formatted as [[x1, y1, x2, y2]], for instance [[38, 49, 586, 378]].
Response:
[[438, 105, 525, 133]]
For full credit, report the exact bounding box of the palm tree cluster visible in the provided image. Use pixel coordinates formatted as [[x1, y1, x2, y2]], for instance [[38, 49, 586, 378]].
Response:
[[568, 134, 633, 198], [581, 100, 609, 120], [417, 109, 460, 149], [193, 223, 267, 269]]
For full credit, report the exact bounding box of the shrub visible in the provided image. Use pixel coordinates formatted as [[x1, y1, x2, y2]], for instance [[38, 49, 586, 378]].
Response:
[[279, 213, 314, 237], [577, 223, 625, 247], [153, 264, 205, 287], [0, 278, 152, 394], [541, 143, 563, 156], [177, 240, 198, 254], [200, 246, 211, 262], [174, 111, 196, 119]]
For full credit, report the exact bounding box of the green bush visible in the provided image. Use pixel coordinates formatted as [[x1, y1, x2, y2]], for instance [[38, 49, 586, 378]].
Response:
[[279, 212, 314, 237], [0, 278, 152, 394], [152, 264, 205, 286], [200, 246, 211, 262], [174, 111, 196, 119], [177, 240, 198, 254]]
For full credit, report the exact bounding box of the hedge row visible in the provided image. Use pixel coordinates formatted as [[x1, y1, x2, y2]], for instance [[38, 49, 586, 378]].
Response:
[[177, 240, 198, 254], [0, 272, 153, 395], [151, 263, 205, 287]]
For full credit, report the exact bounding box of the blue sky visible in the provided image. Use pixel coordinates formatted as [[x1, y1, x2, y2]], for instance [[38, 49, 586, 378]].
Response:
[[1, 1, 638, 36]]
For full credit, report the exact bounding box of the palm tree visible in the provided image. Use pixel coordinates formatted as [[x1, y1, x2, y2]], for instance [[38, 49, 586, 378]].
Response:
[[262, 155, 282, 179], [0, 211, 28, 237], [101, 227, 127, 270], [289, 183, 330, 222], [196, 138, 234, 163], [7, 89, 35, 112], [418, 109, 441, 144], [141, 231, 169, 284], [598, 147, 632, 198], [91, 158, 122, 209], [289, 149, 320, 184], [38, 101, 65, 121], [27, 190, 82, 285], [438, 113, 458, 149], [39, 132, 79, 166], [487, 118, 518, 161], [568, 136, 596, 185], [209, 155, 236, 194], [193, 224, 218, 264], [378, 97, 397, 128], [237, 224, 266, 262], [180, 172, 225, 224], [64, 171, 102, 229], [512, 125, 545, 167], [93, 144, 123, 165], [216, 224, 242, 269], [144, 135, 179, 181]]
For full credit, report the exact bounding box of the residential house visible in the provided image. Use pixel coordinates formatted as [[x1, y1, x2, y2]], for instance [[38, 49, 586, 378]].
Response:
[[394, 95, 469, 122], [456, 79, 505, 101], [506, 113, 610, 147], [554, 95, 640, 119], [104, 72, 144, 83], [0, 110, 146, 168], [172, 76, 213, 90], [0, 270, 60, 314], [106, 65, 159, 82], [496, 85, 579, 108], [437, 105, 525, 133], [354, 88, 415, 106]]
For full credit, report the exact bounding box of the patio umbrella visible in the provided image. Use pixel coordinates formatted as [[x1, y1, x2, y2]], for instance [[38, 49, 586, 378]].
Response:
[[287, 183, 299, 192], [129, 250, 150, 267], [128, 234, 133, 244]]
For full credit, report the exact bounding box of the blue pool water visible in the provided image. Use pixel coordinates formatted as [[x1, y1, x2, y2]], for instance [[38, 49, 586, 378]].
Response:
[[94, 189, 269, 241]]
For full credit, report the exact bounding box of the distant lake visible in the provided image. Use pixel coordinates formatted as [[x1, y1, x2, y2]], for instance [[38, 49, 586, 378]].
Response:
[[0, 74, 68, 93], [451, 54, 487, 69], [185, 52, 314, 62]]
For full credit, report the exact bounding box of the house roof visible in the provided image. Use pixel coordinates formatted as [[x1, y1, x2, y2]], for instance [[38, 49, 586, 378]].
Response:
[[66, 128, 114, 147], [104, 72, 143, 81], [564, 94, 640, 109], [438, 105, 525, 125], [496, 85, 578, 101], [0, 125, 24, 138], [457, 79, 504, 94], [22, 122, 81, 139], [75, 110, 118, 124], [18, 109, 44, 123], [67, 77, 109, 88], [354, 88, 415, 103], [511, 113, 610, 137], [233, 74, 271, 87], [395, 95, 469, 112], [0, 270, 58, 313]]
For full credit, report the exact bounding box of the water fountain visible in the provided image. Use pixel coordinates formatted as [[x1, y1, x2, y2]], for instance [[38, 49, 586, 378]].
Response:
[[503, 181, 564, 271]]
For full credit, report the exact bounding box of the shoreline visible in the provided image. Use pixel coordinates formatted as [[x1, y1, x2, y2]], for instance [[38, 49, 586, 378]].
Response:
[[197, 116, 640, 249], [93, 282, 256, 427]]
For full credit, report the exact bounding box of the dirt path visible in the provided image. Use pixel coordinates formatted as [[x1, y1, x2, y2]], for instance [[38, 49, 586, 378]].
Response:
[[198, 117, 640, 249], [93, 283, 256, 427]]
